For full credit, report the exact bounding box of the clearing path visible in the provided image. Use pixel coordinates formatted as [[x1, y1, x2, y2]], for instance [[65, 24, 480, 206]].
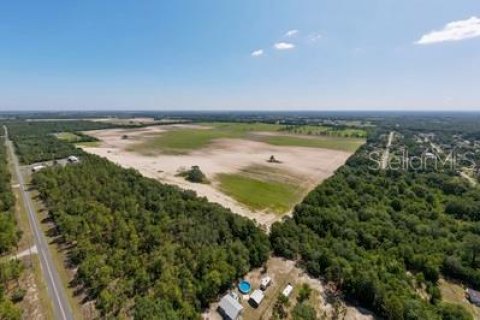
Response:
[[460, 171, 478, 187], [381, 131, 394, 170], [11, 245, 38, 260]]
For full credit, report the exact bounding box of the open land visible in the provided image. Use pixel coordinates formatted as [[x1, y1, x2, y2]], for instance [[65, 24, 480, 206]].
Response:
[[81, 123, 362, 228], [439, 278, 480, 319]]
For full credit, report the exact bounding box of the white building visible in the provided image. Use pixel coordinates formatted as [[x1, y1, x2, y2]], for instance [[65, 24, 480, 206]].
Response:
[[282, 284, 293, 298], [67, 155, 79, 163], [249, 289, 265, 308], [32, 165, 46, 172], [218, 294, 243, 320], [260, 276, 272, 290]]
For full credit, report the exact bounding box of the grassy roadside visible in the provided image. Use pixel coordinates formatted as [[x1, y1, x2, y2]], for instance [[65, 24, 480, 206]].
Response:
[[31, 255, 55, 320], [28, 184, 93, 320], [7, 152, 54, 319]]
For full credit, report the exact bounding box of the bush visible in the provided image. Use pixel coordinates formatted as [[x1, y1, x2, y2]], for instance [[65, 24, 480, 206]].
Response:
[[186, 166, 208, 183], [291, 302, 317, 320], [439, 303, 473, 320], [10, 289, 26, 303]]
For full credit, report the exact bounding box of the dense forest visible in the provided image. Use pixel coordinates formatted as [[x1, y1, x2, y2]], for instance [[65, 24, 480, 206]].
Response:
[[0, 138, 24, 319], [3, 121, 117, 164], [33, 155, 270, 319], [270, 126, 480, 320], [7, 115, 480, 319]]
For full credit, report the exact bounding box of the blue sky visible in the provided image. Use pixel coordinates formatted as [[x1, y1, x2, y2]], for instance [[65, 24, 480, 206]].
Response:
[[0, 0, 479, 111]]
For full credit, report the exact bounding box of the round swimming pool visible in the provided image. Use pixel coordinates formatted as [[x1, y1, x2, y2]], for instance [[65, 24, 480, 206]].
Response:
[[238, 280, 252, 294]]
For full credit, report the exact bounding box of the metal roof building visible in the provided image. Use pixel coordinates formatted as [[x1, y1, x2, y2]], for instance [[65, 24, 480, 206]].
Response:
[[249, 289, 265, 308], [260, 276, 272, 290], [218, 294, 243, 320], [282, 284, 293, 298], [467, 288, 480, 306]]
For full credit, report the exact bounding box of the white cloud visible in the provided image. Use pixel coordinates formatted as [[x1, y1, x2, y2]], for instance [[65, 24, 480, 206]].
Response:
[[416, 16, 480, 45], [274, 42, 295, 50], [251, 49, 264, 57], [285, 29, 299, 37], [307, 32, 322, 43]]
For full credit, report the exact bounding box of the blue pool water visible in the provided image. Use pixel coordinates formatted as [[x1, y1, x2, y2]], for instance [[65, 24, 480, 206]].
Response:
[[238, 280, 251, 294]]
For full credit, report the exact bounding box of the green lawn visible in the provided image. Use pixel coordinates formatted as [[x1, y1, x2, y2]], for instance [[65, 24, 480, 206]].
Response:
[[217, 173, 303, 214], [75, 141, 101, 148], [127, 122, 365, 155], [261, 135, 365, 152], [54, 132, 82, 142], [128, 128, 235, 154], [127, 122, 281, 154]]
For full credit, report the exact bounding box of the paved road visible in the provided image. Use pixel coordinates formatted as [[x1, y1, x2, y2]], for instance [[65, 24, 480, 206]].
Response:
[[381, 131, 394, 170], [4, 126, 74, 320]]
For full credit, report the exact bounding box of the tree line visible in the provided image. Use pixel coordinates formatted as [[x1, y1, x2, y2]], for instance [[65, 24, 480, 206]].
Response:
[[3, 120, 118, 164], [270, 126, 478, 320], [33, 154, 270, 319], [0, 138, 24, 319]]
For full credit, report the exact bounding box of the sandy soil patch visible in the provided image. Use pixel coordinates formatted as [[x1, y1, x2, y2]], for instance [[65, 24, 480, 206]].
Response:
[[13, 245, 38, 259], [82, 126, 352, 228]]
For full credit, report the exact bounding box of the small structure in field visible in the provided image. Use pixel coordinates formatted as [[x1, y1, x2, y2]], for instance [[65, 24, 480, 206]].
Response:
[[268, 155, 281, 163], [67, 155, 80, 163], [121, 134, 129, 140], [218, 293, 243, 320], [282, 283, 293, 298], [32, 165, 46, 173], [467, 288, 480, 306], [260, 276, 272, 290], [249, 289, 265, 308]]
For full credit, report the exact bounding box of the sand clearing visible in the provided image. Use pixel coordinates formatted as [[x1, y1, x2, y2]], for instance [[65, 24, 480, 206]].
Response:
[[82, 125, 352, 227]]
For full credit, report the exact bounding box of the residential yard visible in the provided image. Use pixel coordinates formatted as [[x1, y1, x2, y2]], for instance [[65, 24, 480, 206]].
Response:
[[204, 257, 376, 320], [439, 278, 480, 319]]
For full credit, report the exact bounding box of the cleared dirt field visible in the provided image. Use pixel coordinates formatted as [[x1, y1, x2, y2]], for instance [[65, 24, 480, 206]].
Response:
[[82, 124, 356, 227]]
